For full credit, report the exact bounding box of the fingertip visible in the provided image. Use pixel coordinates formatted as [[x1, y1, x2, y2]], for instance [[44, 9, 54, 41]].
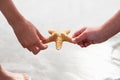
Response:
[[37, 31, 46, 41], [80, 44, 86, 48], [72, 38, 77, 44], [44, 45, 48, 49], [33, 52, 39, 55], [72, 34, 75, 38], [30, 50, 38, 55], [40, 44, 48, 50], [33, 49, 40, 55], [33, 52, 37, 55]]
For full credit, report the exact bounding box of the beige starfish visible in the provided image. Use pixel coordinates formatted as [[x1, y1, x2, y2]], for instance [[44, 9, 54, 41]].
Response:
[[43, 30, 72, 50]]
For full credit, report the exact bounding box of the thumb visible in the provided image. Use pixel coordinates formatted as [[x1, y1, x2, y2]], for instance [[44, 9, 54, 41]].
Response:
[[37, 30, 46, 41], [72, 27, 86, 38], [72, 32, 87, 44]]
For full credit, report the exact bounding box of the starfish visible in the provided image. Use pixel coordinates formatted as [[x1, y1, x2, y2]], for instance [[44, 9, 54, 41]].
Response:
[[43, 30, 72, 50]]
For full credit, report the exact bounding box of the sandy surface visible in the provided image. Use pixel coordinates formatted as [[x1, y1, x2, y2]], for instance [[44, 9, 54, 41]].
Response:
[[0, 0, 120, 80]]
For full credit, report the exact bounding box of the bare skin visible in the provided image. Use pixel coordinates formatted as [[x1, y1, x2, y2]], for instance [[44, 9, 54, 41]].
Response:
[[0, 66, 29, 80], [0, 0, 48, 54], [0, 0, 48, 80], [72, 10, 120, 47]]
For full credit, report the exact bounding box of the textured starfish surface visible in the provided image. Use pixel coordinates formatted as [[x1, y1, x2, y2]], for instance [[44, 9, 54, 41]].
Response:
[[43, 30, 72, 50]]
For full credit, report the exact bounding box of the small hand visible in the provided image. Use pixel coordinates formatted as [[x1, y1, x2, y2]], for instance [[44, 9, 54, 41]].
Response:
[[72, 27, 108, 47], [12, 20, 48, 54]]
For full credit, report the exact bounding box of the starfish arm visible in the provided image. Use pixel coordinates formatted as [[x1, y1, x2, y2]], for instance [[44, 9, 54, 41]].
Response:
[[48, 30, 55, 34], [63, 30, 71, 35], [61, 33, 72, 43], [55, 37, 63, 50], [44, 29, 72, 50], [43, 33, 57, 43]]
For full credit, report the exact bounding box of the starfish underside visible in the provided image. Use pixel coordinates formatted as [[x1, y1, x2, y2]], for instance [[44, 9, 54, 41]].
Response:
[[43, 30, 72, 50]]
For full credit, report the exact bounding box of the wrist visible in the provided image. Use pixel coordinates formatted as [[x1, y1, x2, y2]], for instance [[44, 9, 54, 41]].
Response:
[[8, 15, 26, 27], [99, 23, 119, 40], [99, 10, 120, 39], [10, 18, 28, 30]]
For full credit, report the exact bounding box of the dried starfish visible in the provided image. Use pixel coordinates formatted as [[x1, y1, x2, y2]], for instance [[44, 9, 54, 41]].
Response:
[[43, 30, 72, 50]]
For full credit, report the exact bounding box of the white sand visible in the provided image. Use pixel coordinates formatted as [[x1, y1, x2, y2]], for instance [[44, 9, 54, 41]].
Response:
[[0, 0, 120, 80]]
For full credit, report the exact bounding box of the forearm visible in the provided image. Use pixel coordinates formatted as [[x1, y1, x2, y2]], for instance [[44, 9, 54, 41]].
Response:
[[0, 0, 26, 28], [100, 10, 120, 38]]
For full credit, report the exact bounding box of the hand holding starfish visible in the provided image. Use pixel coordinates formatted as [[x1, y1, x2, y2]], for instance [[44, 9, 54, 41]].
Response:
[[43, 30, 72, 50]]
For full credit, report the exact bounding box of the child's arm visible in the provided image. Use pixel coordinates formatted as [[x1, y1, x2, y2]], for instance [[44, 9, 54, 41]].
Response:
[[72, 10, 120, 47], [0, 0, 48, 54], [100, 10, 120, 40]]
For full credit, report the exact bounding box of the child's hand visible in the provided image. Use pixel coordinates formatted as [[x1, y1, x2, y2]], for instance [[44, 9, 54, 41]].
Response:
[[12, 20, 48, 54], [72, 27, 108, 47]]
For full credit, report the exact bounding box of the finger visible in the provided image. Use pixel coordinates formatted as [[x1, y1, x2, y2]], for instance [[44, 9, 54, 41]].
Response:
[[82, 40, 93, 47], [28, 40, 48, 53], [27, 46, 37, 55], [72, 32, 87, 44], [37, 30, 46, 41], [34, 46, 41, 55], [72, 27, 86, 38], [27, 46, 40, 55], [84, 42, 91, 47], [79, 44, 86, 47], [37, 41, 48, 50], [77, 42, 85, 47]]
